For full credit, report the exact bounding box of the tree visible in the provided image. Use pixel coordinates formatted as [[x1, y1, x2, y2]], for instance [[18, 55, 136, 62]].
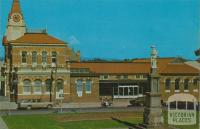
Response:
[[195, 49, 200, 56]]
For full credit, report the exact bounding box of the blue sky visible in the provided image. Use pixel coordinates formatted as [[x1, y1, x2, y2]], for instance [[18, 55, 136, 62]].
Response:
[[0, 0, 199, 60]]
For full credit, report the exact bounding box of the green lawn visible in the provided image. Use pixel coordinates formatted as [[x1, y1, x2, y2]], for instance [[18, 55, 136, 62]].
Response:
[[3, 111, 199, 129], [3, 112, 143, 129]]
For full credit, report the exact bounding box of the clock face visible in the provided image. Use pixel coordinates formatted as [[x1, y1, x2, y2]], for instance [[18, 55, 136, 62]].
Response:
[[12, 14, 21, 23]]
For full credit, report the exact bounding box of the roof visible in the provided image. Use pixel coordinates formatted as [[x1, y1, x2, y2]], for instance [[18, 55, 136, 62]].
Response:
[[71, 59, 199, 75], [160, 63, 199, 74], [8, 33, 66, 45], [133, 58, 175, 63], [185, 61, 200, 70], [9, 0, 22, 18], [71, 62, 151, 74]]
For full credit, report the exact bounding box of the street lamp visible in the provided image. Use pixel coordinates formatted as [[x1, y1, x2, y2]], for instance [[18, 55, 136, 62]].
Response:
[[2, 64, 10, 115], [50, 61, 57, 103], [11, 67, 18, 102]]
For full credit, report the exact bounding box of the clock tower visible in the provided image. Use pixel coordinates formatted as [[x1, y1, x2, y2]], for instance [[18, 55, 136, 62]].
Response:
[[6, 0, 26, 41]]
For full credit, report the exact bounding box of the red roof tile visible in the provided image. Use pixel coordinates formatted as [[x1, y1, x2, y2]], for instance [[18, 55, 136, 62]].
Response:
[[71, 61, 199, 75], [71, 62, 151, 74], [9, 33, 66, 45], [160, 63, 199, 74]]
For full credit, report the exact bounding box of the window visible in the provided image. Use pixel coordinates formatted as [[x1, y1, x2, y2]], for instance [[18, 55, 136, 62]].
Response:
[[122, 75, 128, 80], [51, 51, 57, 64], [42, 51, 47, 64], [86, 80, 91, 93], [136, 75, 140, 79], [103, 75, 108, 79], [100, 75, 109, 80], [22, 51, 27, 63], [116, 75, 121, 79], [143, 74, 148, 78], [175, 79, 180, 90], [178, 101, 186, 110], [187, 102, 194, 110], [165, 79, 171, 90], [134, 87, 138, 95], [32, 51, 37, 64], [56, 79, 64, 92], [170, 101, 176, 109], [23, 79, 31, 93], [76, 79, 83, 97], [193, 78, 198, 87], [184, 79, 189, 90], [139, 86, 143, 94], [45, 79, 51, 93], [34, 80, 42, 93]]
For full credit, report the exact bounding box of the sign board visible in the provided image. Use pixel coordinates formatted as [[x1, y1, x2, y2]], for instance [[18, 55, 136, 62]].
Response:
[[56, 90, 64, 100], [167, 93, 197, 125], [168, 110, 196, 125]]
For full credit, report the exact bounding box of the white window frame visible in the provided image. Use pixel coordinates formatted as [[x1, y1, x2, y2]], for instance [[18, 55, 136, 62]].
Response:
[[34, 80, 42, 94], [23, 80, 31, 95], [85, 80, 92, 94]]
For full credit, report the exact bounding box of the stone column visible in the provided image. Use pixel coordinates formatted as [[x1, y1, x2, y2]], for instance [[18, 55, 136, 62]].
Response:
[[143, 46, 164, 129]]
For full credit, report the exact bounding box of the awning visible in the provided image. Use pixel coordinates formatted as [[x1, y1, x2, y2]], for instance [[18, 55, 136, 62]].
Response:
[[168, 93, 197, 103]]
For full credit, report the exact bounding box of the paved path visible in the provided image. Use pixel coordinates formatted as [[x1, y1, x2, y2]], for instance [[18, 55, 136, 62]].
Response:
[[0, 116, 8, 129], [0, 107, 143, 116]]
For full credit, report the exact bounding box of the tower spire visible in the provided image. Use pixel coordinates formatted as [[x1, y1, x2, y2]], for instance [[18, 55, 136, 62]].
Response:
[[6, 0, 26, 41], [9, 0, 22, 19]]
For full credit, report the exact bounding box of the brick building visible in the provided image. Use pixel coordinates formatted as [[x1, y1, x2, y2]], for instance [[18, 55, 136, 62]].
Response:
[[1, 0, 199, 105], [71, 58, 199, 103], [2, 0, 80, 102]]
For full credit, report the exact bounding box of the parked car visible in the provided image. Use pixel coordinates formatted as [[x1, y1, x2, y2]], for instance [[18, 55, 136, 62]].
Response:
[[129, 97, 145, 107], [18, 99, 55, 110]]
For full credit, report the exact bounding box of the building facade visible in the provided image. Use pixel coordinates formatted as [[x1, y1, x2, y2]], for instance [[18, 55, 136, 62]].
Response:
[[0, 59, 5, 96], [71, 59, 199, 103], [2, 0, 80, 102], [1, 0, 199, 105]]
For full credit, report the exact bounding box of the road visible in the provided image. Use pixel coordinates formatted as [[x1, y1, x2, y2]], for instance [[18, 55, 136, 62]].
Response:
[[0, 107, 144, 116]]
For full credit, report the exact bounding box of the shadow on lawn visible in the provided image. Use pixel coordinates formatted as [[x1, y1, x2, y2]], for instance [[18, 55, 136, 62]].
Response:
[[111, 117, 136, 127]]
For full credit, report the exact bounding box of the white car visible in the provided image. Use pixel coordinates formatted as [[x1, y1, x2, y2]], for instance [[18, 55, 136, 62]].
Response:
[[18, 99, 55, 110]]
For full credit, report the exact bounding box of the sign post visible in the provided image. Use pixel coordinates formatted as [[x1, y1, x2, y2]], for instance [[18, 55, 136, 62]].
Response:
[[57, 91, 64, 113]]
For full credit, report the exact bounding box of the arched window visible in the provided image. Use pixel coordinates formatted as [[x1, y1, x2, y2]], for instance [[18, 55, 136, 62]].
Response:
[[184, 79, 189, 90], [76, 79, 83, 97], [23, 79, 31, 93], [45, 79, 51, 92], [32, 51, 37, 64], [22, 51, 27, 63], [165, 79, 171, 90], [34, 79, 42, 93], [86, 79, 92, 93], [42, 51, 47, 64], [56, 79, 63, 92], [175, 79, 180, 90]]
